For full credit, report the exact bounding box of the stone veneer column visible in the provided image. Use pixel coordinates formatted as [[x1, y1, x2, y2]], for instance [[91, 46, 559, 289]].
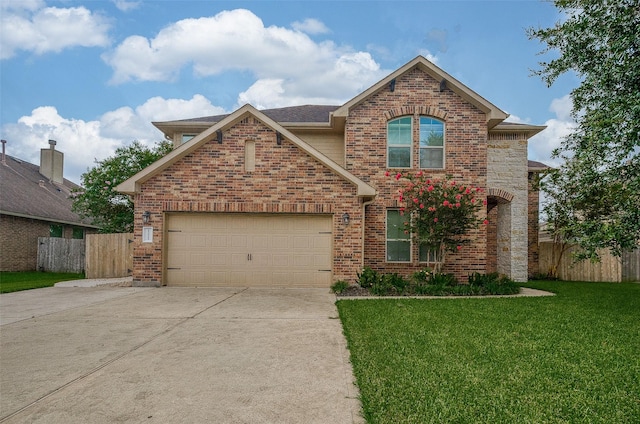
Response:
[[487, 137, 529, 282]]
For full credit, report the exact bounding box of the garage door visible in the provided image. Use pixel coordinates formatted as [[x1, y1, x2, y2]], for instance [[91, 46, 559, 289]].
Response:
[[165, 213, 333, 287]]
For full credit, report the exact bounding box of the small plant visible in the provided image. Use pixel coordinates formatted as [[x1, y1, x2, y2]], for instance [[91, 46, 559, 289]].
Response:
[[330, 280, 350, 294], [411, 268, 431, 284], [428, 272, 458, 287], [468, 272, 500, 287], [357, 267, 381, 289]]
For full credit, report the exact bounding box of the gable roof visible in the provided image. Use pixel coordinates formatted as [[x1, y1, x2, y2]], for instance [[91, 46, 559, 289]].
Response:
[[118, 104, 376, 198], [0, 155, 98, 227], [333, 55, 509, 128]]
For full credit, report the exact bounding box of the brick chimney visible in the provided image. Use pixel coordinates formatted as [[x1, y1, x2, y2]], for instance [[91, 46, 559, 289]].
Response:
[[40, 139, 64, 184]]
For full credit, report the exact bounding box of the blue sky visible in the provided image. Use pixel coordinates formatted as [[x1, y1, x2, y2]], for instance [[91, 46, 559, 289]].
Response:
[[1, 0, 578, 184]]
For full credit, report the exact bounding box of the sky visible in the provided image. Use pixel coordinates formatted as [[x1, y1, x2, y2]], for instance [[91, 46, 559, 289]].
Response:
[[0, 0, 579, 184]]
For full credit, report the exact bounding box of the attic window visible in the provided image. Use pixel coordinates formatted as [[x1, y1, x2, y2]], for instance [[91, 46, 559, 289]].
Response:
[[181, 134, 196, 144]]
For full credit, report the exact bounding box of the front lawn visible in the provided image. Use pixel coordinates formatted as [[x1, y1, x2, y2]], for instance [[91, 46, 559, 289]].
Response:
[[337, 281, 640, 423], [0, 272, 85, 293]]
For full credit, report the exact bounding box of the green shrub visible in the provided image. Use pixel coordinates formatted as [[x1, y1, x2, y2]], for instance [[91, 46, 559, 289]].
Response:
[[330, 280, 350, 294], [428, 272, 458, 287], [468, 272, 500, 287], [411, 268, 431, 284], [357, 267, 381, 289]]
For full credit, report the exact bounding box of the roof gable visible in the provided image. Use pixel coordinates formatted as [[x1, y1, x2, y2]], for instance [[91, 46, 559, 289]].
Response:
[[118, 104, 376, 198], [333, 55, 509, 128]]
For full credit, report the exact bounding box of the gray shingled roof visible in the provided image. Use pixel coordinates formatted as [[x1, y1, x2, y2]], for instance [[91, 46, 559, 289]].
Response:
[[178, 105, 340, 124], [0, 155, 96, 227]]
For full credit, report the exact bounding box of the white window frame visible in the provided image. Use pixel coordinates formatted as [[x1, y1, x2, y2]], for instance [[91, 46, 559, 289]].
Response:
[[419, 117, 445, 169], [386, 209, 412, 263], [387, 117, 413, 169]]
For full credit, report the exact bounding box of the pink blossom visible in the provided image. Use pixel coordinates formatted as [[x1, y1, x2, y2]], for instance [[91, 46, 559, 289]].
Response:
[[426, 179, 431, 184], [385, 171, 390, 177], [413, 198, 419, 203], [417, 171, 423, 177], [419, 203, 424, 209], [482, 199, 488, 206], [455, 202, 461, 208], [395, 173, 402, 180], [428, 207, 436, 212], [471, 199, 476, 204], [465, 188, 471, 194], [443, 200, 450, 206], [399, 195, 404, 201], [483, 219, 489, 225], [404, 230, 409, 234], [457, 245, 462, 251], [434, 217, 438, 222], [427, 185, 434, 192], [455, 194, 462, 201], [451, 180, 456, 186], [443, 192, 448, 197]]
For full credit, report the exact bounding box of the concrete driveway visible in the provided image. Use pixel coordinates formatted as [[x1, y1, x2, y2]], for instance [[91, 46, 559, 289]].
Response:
[[0, 287, 363, 423]]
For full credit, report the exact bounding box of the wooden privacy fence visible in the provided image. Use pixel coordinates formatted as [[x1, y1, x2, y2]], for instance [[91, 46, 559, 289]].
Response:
[[37, 237, 85, 273], [85, 233, 133, 279], [539, 242, 640, 282]]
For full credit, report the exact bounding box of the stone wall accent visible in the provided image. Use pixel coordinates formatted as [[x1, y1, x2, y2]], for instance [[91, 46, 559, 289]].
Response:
[[487, 136, 529, 282]]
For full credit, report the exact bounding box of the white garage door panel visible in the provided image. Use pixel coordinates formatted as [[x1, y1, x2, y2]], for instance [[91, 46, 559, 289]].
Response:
[[166, 213, 332, 287]]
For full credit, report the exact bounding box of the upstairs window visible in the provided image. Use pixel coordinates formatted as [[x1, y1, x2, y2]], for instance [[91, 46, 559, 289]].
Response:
[[50, 224, 63, 238], [419, 117, 445, 169], [387, 117, 412, 168], [387, 116, 445, 169], [181, 134, 196, 144]]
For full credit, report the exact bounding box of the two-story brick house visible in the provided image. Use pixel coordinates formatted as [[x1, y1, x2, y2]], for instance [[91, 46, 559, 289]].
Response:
[[117, 56, 545, 287]]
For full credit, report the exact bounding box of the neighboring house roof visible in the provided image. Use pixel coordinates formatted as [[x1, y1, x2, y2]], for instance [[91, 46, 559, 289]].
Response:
[[0, 155, 98, 228], [528, 160, 550, 172], [118, 104, 377, 198]]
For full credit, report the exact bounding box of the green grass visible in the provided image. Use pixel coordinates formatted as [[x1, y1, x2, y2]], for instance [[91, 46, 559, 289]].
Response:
[[337, 281, 640, 423], [0, 272, 85, 293]]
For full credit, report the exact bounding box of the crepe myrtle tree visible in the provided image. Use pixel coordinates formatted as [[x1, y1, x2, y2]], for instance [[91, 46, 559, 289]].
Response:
[[388, 171, 487, 272], [71, 140, 172, 233]]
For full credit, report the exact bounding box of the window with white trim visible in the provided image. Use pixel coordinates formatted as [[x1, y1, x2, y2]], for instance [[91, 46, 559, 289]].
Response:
[[387, 117, 412, 168], [386, 210, 411, 262], [419, 117, 445, 169]]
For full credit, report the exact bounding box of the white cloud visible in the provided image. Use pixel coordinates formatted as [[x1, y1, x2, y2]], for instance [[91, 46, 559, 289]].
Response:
[[2, 96, 225, 184], [528, 94, 576, 167], [0, 4, 110, 59], [102, 9, 388, 106], [416, 49, 439, 65], [291, 18, 330, 35], [112, 0, 141, 12]]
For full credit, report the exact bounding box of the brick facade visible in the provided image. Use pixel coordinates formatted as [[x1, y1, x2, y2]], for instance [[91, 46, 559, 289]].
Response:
[[132, 118, 364, 285], [124, 56, 544, 286]]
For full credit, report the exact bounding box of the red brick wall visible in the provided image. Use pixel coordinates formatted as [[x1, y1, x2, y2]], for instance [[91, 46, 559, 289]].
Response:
[[133, 117, 364, 285], [345, 67, 488, 282], [0, 215, 50, 271]]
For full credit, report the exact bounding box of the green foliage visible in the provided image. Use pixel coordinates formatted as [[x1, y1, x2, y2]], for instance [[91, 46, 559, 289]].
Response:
[[337, 281, 640, 423], [427, 272, 458, 287], [357, 267, 381, 289], [528, 0, 640, 260], [71, 141, 172, 233], [330, 280, 349, 294], [388, 172, 486, 270]]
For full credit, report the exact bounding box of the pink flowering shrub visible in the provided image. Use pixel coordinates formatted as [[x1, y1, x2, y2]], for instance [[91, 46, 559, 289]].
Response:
[[387, 171, 487, 271]]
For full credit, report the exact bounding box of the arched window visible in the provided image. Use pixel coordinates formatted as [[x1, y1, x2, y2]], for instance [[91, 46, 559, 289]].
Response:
[[387, 117, 412, 168], [419, 117, 445, 169]]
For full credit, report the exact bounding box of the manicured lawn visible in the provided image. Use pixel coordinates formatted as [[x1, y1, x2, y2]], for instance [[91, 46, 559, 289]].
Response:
[[337, 281, 640, 423], [0, 272, 85, 293]]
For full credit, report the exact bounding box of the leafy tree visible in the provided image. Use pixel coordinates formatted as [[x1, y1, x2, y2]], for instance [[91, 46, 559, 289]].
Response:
[[528, 0, 640, 260], [389, 171, 486, 272], [72, 141, 172, 233]]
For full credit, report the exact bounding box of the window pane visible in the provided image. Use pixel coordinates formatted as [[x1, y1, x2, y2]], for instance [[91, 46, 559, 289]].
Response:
[[388, 117, 412, 145], [49, 224, 63, 238], [387, 241, 411, 262], [420, 117, 444, 147], [419, 244, 439, 262], [420, 148, 444, 169], [72, 227, 84, 239], [387, 210, 409, 239], [388, 147, 411, 168]]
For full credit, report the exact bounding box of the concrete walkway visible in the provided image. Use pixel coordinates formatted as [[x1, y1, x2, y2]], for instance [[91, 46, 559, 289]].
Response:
[[0, 287, 363, 423]]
